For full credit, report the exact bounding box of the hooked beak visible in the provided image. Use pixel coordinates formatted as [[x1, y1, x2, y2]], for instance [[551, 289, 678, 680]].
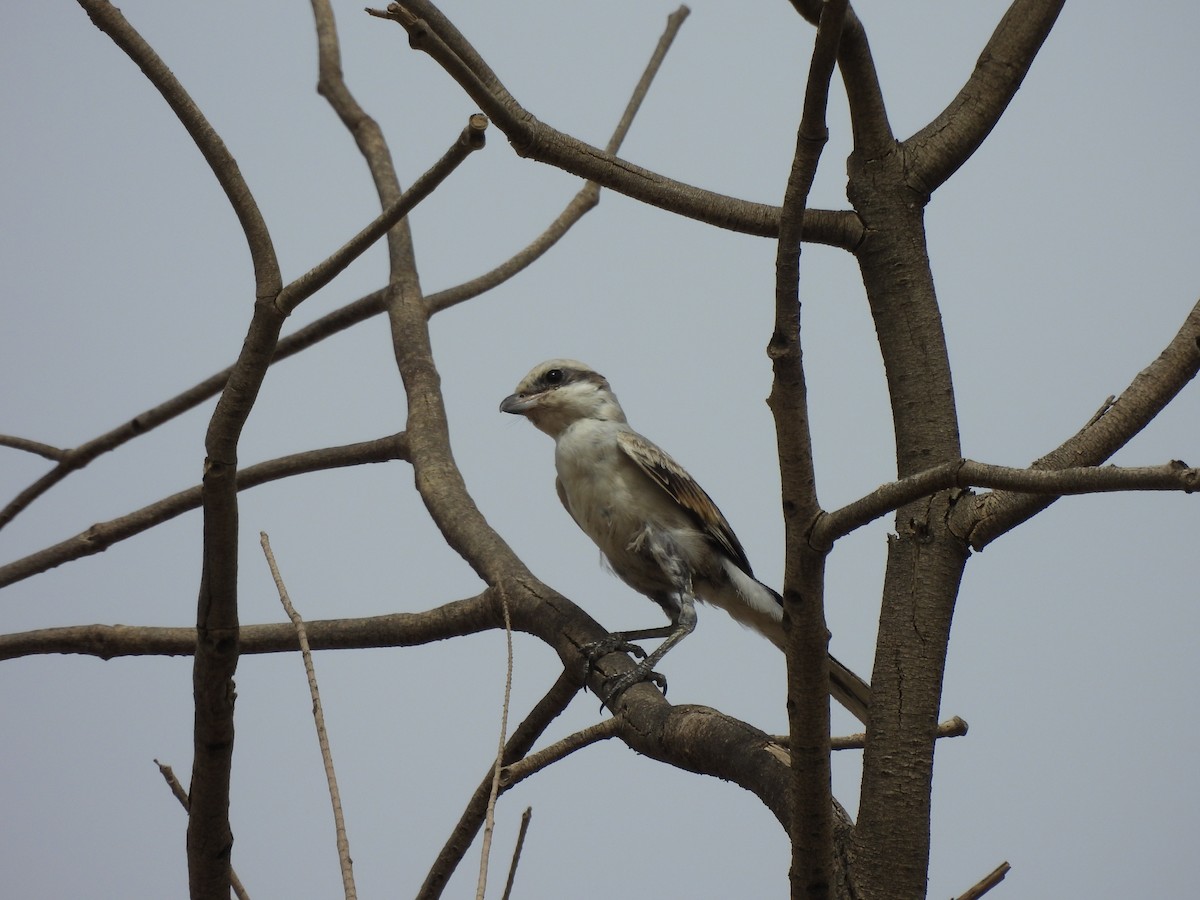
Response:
[[500, 392, 537, 415]]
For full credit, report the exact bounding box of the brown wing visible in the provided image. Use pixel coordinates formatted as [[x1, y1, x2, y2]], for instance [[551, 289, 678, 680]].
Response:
[[616, 429, 756, 577]]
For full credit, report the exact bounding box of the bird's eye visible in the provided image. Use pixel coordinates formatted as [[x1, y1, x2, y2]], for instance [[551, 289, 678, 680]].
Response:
[[544, 368, 564, 385]]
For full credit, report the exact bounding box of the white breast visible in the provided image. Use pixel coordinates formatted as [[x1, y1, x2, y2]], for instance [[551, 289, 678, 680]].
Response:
[[554, 420, 708, 597]]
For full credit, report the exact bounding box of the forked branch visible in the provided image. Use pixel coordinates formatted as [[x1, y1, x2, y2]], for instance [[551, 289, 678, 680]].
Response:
[[369, 1, 864, 248]]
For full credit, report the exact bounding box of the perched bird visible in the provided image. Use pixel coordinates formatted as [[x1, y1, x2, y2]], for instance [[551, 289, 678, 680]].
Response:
[[500, 359, 871, 721]]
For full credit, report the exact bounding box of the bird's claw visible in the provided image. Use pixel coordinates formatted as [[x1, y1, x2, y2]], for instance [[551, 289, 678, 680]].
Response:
[[597, 663, 668, 711], [581, 635, 649, 667]]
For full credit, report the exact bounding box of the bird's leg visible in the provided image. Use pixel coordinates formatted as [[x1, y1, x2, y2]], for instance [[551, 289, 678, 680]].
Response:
[[598, 596, 695, 707], [595, 529, 698, 708], [579, 624, 672, 669]]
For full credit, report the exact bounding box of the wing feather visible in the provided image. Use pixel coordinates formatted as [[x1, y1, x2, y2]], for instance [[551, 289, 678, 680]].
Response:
[[616, 430, 755, 576]]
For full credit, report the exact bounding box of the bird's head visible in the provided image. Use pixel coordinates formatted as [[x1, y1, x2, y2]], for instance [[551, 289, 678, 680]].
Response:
[[500, 359, 626, 437]]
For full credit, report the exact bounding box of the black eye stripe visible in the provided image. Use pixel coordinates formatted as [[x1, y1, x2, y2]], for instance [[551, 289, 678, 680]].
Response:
[[544, 368, 565, 385]]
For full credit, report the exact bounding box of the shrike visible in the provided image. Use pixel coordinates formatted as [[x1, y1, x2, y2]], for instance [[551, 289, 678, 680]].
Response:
[[500, 359, 871, 722]]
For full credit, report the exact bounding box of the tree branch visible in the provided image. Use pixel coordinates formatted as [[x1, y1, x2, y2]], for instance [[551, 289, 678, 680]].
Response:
[[814, 458, 1199, 550], [0, 436, 67, 461], [907, 0, 1066, 193], [954, 861, 1012, 900], [76, 0, 280, 296], [789, 1, 894, 158], [418, 670, 583, 899], [277, 115, 488, 315], [0, 434, 409, 590], [261, 534, 356, 900], [0, 591, 500, 663], [954, 297, 1200, 549], [74, 4, 286, 892], [0, 4, 688, 525], [497, 718, 621, 790], [370, 1, 864, 249], [426, 3, 692, 316], [767, 1, 848, 895], [500, 807, 532, 900], [829, 715, 967, 752], [153, 761, 252, 900], [312, 0, 409, 273]]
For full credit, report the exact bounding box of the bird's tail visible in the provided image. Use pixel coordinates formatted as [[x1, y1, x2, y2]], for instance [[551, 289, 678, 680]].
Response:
[[828, 654, 872, 725], [748, 578, 873, 725]]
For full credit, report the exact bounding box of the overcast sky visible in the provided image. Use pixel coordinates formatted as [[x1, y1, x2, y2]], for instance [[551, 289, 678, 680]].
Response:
[[2, 2, 1197, 897]]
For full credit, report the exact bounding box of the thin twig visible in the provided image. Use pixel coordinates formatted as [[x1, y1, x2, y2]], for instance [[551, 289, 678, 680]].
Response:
[[814, 458, 1200, 551], [417, 671, 583, 899], [0, 291, 386, 532], [500, 807, 532, 900], [276, 115, 487, 315], [0, 433, 409, 590], [0, 435, 67, 461], [0, 591, 498, 663], [427, 5, 690, 316], [957, 298, 1200, 549], [954, 861, 1012, 900], [765, 716, 967, 767], [498, 718, 621, 789], [477, 593, 515, 900], [369, 0, 864, 248], [260, 534, 356, 900], [153, 761, 252, 900], [831, 716, 967, 752]]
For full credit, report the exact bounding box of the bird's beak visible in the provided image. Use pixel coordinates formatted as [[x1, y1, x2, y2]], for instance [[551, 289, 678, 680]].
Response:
[[500, 393, 536, 415]]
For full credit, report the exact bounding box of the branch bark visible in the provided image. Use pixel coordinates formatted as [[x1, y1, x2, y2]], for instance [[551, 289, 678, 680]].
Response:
[[767, 1, 848, 896], [952, 298, 1200, 548], [371, 1, 864, 249], [907, 0, 1066, 192], [813, 458, 1199, 550], [0, 435, 409, 590]]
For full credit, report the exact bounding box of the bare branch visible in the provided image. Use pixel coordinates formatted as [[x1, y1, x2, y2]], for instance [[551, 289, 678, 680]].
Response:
[[0, 434, 409, 590], [312, 0, 407, 259], [477, 593, 515, 900], [790, 1, 894, 157], [908, 0, 1066, 192], [426, 4, 691, 316], [76, 0, 280, 296], [0, 4, 725, 534], [831, 715, 967, 752], [277, 115, 488, 315], [370, 1, 864, 249], [766, 1, 848, 894], [153, 762, 252, 900], [814, 458, 1199, 550], [954, 861, 1012, 900], [0, 291, 388, 532], [418, 671, 583, 899], [0, 436, 67, 461], [500, 807, 532, 900], [261, 534, 356, 900], [955, 298, 1200, 549], [497, 718, 621, 790], [72, 4, 285, 891], [0, 592, 500, 663], [768, 715, 967, 755]]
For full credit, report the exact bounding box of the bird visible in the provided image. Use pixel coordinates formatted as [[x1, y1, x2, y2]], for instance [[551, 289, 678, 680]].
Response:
[[500, 358, 871, 722]]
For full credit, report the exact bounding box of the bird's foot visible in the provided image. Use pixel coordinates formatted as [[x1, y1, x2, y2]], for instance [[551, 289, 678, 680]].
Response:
[[581, 634, 649, 668], [598, 663, 668, 710], [580, 636, 666, 709]]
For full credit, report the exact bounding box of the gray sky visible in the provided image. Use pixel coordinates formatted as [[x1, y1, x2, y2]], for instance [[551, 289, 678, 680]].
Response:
[[2, 1, 1197, 897]]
